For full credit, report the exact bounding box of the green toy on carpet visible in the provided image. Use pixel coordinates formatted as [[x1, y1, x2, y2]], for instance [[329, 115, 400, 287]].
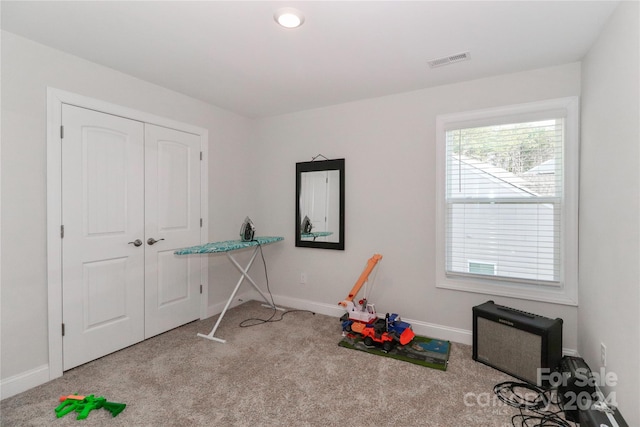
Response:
[[55, 394, 126, 420], [339, 334, 450, 371]]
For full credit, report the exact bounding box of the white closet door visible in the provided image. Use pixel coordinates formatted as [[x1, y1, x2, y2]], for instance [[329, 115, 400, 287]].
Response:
[[61, 104, 145, 370], [144, 124, 202, 338]]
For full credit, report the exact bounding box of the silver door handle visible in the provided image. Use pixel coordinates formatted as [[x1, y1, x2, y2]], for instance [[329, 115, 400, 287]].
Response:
[[128, 239, 143, 247], [147, 238, 165, 245]]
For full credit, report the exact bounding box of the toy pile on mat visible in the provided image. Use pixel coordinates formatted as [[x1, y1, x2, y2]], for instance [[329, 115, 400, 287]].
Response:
[[338, 254, 415, 351], [55, 394, 126, 420], [336, 254, 451, 372]]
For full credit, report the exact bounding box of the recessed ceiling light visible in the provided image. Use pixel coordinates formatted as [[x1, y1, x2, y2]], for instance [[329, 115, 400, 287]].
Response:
[[274, 7, 305, 29]]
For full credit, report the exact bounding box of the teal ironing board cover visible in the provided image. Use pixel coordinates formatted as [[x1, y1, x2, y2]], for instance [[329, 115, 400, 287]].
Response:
[[301, 231, 333, 238], [174, 236, 284, 255]]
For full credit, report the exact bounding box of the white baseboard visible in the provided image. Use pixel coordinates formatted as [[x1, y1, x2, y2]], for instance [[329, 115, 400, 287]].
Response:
[[202, 290, 256, 319], [267, 294, 347, 318], [243, 291, 475, 345], [562, 348, 579, 357], [3, 294, 576, 402], [1, 290, 257, 401], [0, 364, 50, 401], [407, 318, 473, 345], [238, 292, 580, 355]]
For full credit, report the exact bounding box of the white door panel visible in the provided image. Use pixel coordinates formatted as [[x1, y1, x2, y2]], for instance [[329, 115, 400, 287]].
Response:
[[157, 139, 190, 230], [144, 124, 201, 338], [83, 258, 129, 327], [301, 171, 329, 240], [62, 104, 145, 370]]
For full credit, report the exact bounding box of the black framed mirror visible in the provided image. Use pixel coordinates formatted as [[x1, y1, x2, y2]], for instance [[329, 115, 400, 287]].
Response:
[[296, 158, 345, 250]]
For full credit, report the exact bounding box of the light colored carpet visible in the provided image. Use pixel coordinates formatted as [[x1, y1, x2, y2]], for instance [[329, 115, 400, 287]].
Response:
[[0, 301, 572, 426]]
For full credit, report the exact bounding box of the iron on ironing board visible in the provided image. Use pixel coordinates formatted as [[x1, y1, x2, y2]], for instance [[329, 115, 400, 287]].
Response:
[[240, 217, 255, 241]]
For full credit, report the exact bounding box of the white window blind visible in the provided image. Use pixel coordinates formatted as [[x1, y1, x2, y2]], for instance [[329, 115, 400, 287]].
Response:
[[445, 119, 564, 285], [436, 97, 578, 305]]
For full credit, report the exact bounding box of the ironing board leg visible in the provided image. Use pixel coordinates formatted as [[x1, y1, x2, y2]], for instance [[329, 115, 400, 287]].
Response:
[[224, 250, 284, 311], [197, 246, 283, 343]]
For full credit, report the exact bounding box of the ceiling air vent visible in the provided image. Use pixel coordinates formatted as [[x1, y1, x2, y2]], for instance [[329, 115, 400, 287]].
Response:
[[428, 51, 470, 68]]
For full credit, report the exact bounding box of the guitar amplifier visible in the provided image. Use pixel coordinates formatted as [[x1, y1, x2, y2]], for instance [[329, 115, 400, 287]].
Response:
[[473, 301, 563, 387]]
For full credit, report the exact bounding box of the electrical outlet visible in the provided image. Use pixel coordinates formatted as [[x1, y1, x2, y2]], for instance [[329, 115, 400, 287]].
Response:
[[300, 272, 307, 284], [600, 342, 607, 367]]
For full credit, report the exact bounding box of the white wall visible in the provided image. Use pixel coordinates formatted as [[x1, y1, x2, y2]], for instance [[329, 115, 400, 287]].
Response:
[[252, 63, 581, 350], [3, 6, 638, 421], [579, 2, 640, 425], [0, 31, 254, 385]]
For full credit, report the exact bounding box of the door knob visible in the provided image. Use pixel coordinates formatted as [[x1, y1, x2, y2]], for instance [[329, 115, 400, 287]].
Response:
[[147, 238, 165, 245], [128, 239, 143, 247]]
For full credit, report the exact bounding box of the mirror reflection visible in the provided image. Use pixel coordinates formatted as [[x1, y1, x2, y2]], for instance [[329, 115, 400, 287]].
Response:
[[296, 158, 345, 250]]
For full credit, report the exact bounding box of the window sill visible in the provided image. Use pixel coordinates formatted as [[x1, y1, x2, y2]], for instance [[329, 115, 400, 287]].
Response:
[[436, 279, 578, 306]]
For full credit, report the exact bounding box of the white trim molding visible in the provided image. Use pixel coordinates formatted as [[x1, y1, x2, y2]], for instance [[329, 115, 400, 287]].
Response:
[[0, 365, 50, 400], [46, 88, 209, 383], [435, 97, 580, 306], [246, 291, 475, 345]]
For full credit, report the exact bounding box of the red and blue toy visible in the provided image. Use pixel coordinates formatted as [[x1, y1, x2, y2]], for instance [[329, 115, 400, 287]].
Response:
[[339, 254, 415, 351]]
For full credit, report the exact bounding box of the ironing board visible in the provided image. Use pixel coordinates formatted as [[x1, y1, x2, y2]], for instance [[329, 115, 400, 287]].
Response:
[[175, 236, 284, 343], [300, 231, 333, 241]]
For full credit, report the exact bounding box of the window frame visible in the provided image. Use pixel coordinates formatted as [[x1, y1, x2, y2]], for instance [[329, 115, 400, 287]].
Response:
[[435, 97, 579, 306]]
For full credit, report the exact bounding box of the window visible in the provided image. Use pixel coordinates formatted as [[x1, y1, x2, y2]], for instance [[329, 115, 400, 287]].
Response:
[[435, 98, 578, 305]]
